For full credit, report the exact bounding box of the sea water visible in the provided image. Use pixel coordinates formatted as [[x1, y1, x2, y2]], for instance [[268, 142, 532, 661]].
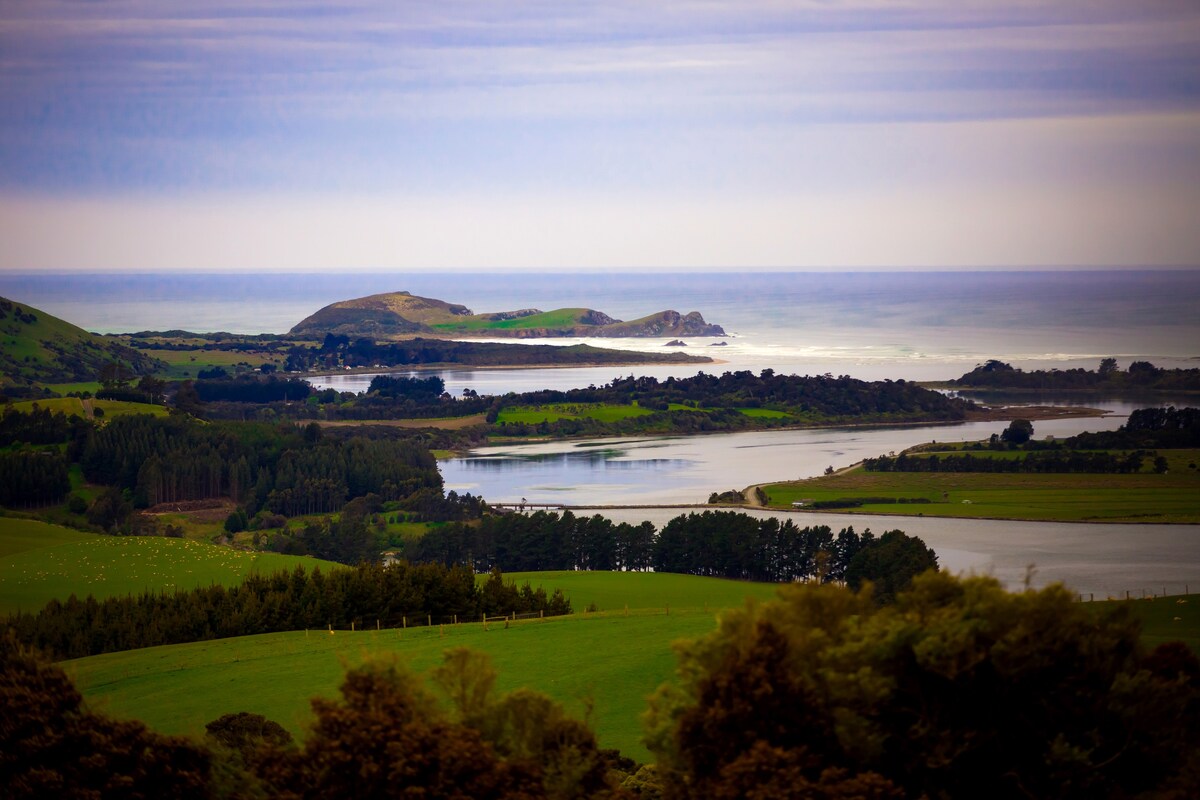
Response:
[[3, 270, 1198, 386]]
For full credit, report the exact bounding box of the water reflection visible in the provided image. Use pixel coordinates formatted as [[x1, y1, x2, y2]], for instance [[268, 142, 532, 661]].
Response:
[[593, 508, 1200, 599], [440, 414, 1129, 506]]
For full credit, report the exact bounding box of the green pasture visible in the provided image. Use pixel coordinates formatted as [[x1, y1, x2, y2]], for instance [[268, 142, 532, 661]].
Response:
[[6, 397, 168, 419], [0, 519, 341, 615], [44, 381, 103, 395], [63, 578, 1200, 762], [0, 517, 93, 558], [139, 347, 284, 379], [496, 402, 655, 425], [499, 569, 778, 612], [1086, 594, 1200, 653], [67, 570, 783, 761], [736, 407, 792, 419], [432, 308, 591, 332], [763, 449, 1200, 523]]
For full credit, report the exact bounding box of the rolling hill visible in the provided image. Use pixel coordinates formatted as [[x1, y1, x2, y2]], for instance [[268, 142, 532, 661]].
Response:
[[0, 296, 164, 387], [289, 290, 726, 339]]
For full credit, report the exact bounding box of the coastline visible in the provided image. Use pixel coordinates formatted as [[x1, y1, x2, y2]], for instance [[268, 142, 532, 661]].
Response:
[[298, 357, 726, 379]]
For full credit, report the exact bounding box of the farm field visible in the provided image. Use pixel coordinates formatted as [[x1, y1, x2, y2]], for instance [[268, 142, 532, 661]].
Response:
[[66, 570, 783, 762], [0, 518, 341, 615], [496, 402, 655, 424], [63, 577, 1198, 763], [7, 396, 169, 418], [762, 449, 1200, 523], [136, 346, 285, 379], [432, 308, 592, 331]]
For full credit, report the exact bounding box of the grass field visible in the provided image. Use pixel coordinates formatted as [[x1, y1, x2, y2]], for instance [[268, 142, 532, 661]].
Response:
[[7, 397, 169, 419], [0, 518, 341, 615], [66, 571, 782, 760], [496, 402, 655, 425], [63, 576, 1198, 763], [763, 449, 1200, 523], [432, 308, 592, 332], [138, 347, 284, 379], [737, 407, 793, 419]]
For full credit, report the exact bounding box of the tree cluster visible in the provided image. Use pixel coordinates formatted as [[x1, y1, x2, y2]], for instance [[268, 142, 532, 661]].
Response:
[[407, 510, 937, 593], [0, 450, 71, 507], [950, 358, 1200, 392], [645, 572, 1200, 799], [864, 450, 1152, 475], [1, 634, 211, 800], [8, 562, 570, 660], [75, 415, 440, 520], [280, 335, 704, 372]]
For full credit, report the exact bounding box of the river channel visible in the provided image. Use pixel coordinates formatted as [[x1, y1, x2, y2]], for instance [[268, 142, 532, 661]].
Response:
[[438, 404, 1199, 597], [439, 415, 1126, 507]]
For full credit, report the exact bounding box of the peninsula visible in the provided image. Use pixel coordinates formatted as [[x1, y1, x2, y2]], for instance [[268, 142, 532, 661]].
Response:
[[289, 290, 727, 339]]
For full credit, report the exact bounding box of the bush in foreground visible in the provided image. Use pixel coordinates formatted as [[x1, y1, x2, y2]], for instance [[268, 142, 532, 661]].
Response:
[[645, 572, 1200, 799]]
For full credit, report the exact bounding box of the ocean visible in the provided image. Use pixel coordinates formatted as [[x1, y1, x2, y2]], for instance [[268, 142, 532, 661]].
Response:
[[2, 270, 1198, 386]]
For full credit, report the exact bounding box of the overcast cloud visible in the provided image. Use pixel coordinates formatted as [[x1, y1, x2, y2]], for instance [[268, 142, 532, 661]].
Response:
[[1, 0, 1198, 269]]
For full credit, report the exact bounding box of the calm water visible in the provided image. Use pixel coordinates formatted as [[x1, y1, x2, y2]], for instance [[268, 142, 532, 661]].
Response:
[[440, 413, 1137, 506], [593, 508, 1199, 599]]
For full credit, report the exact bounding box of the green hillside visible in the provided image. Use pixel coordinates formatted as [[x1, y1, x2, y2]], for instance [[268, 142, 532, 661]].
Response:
[[67, 571, 781, 760], [289, 290, 726, 339], [0, 296, 164, 386], [0, 518, 341, 615]]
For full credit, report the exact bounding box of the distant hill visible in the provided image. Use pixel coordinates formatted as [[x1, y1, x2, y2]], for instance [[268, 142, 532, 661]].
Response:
[[289, 291, 726, 339], [0, 296, 164, 386]]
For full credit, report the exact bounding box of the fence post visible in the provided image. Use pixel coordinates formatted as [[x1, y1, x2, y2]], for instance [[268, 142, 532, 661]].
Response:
[[427, 615, 431, 627], [351, 620, 355, 632], [1090, 593, 1093, 602], [1126, 590, 1130, 600]]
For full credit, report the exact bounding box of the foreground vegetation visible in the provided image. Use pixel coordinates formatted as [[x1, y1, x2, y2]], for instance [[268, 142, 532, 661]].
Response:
[[5, 572, 1194, 798]]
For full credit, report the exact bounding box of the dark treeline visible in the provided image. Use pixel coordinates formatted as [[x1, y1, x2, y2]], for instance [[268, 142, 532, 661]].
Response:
[[280, 335, 707, 371], [77, 415, 440, 517], [949, 358, 1200, 392], [407, 510, 937, 590], [192, 377, 315, 404], [0, 406, 87, 446], [7, 562, 571, 660], [1067, 406, 1200, 449], [864, 450, 1152, 474], [489, 370, 973, 439], [0, 450, 71, 506], [514, 370, 971, 416]]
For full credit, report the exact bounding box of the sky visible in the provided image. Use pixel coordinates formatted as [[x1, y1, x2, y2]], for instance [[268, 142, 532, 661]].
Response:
[[1, 0, 1198, 271]]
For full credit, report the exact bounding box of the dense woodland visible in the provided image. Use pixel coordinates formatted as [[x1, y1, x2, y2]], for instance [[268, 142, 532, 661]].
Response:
[[407, 510, 937, 594], [949, 358, 1200, 392], [7, 562, 569, 660]]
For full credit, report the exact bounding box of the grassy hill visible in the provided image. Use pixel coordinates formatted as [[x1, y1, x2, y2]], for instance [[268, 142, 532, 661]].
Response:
[[67, 572, 780, 761], [289, 290, 725, 339], [62, 573, 1197, 762], [0, 296, 165, 387], [0, 517, 342, 615]]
